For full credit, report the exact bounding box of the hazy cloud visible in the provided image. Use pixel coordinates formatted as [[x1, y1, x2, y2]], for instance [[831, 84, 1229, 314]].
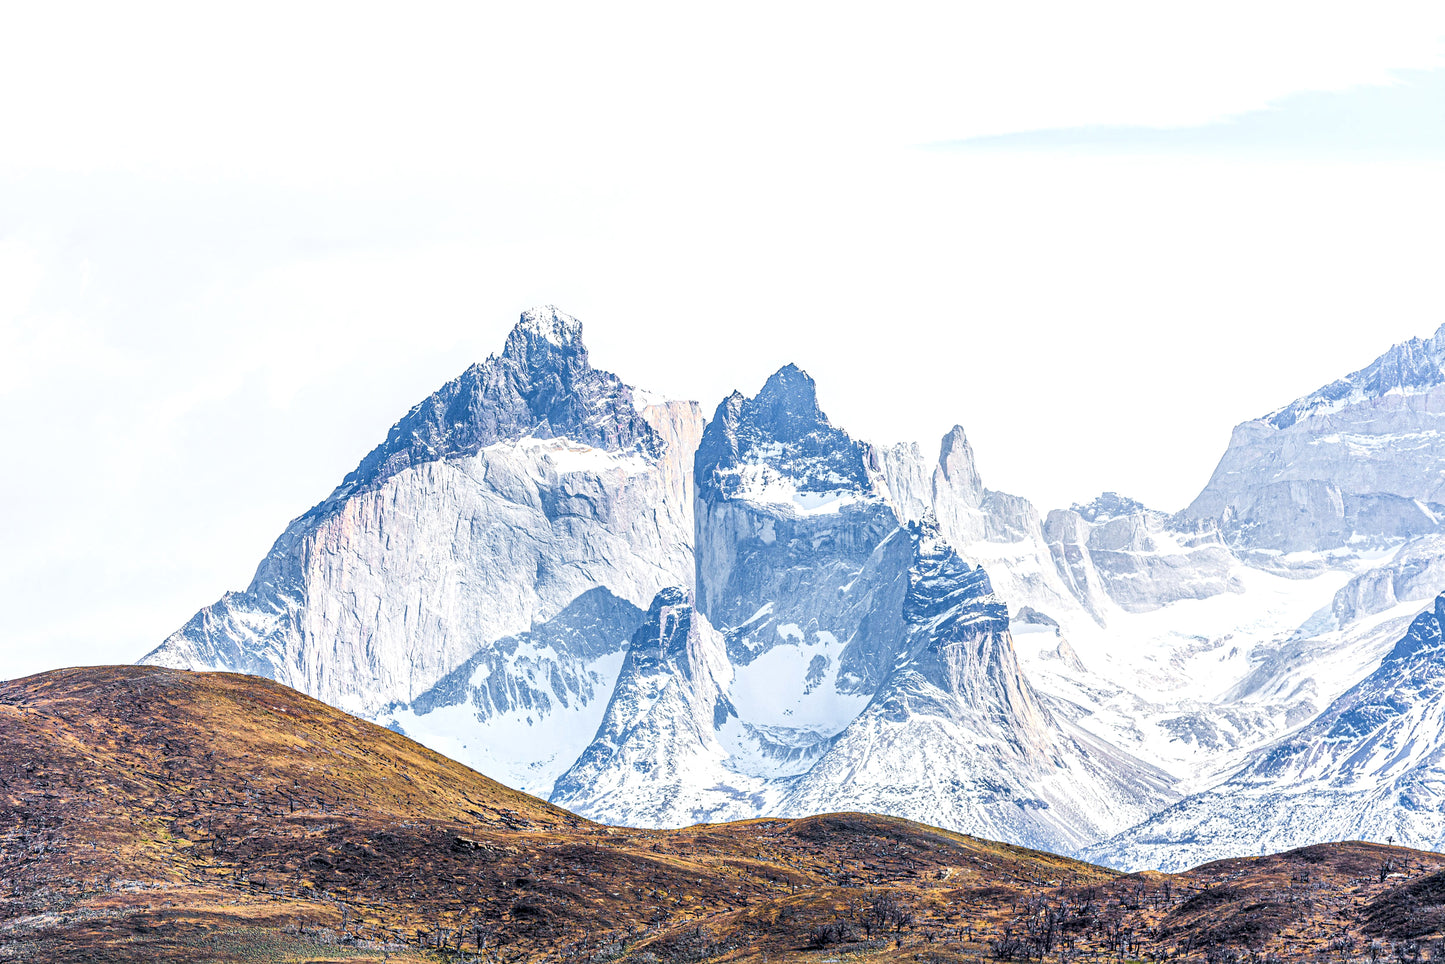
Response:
[[936, 69, 1445, 158]]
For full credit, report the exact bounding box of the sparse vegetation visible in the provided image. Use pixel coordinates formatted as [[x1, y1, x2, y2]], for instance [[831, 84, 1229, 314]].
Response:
[[3, 666, 1444, 963]]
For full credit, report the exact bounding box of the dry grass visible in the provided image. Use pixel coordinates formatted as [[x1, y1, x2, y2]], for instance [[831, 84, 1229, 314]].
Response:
[[2, 666, 1442, 962]]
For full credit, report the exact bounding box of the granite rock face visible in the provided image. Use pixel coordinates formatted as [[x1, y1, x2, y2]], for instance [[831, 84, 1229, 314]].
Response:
[[1184, 323, 1445, 551], [1044, 495, 1243, 616], [1332, 536, 1445, 625]]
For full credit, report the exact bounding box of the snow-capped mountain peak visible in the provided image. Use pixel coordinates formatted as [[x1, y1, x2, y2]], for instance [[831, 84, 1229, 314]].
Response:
[[336, 307, 661, 498], [695, 363, 877, 503], [510, 304, 585, 349]]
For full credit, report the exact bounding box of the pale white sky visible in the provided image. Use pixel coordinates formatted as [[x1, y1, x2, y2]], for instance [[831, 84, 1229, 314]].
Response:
[[3, 3, 1444, 679]]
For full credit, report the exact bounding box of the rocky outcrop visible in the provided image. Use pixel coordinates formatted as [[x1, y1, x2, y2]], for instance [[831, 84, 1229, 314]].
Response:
[[1332, 536, 1445, 625], [1043, 495, 1243, 616], [877, 427, 1087, 629]]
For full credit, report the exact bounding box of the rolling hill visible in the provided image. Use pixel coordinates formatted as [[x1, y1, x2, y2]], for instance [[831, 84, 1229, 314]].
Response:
[[3, 666, 1443, 962]]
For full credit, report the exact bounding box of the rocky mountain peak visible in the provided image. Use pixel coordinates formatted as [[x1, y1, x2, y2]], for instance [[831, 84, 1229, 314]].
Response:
[[694, 364, 874, 499], [632, 586, 699, 671], [1073, 492, 1148, 523], [503, 305, 588, 368], [335, 308, 660, 496], [935, 424, 984, 508], [750, 363, 826, 442]]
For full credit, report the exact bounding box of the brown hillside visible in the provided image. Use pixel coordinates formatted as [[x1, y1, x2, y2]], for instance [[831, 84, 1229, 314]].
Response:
[[1, 666, 1442, 962]]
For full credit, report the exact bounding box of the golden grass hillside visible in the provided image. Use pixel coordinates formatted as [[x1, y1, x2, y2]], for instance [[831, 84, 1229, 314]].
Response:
[[1, 666, 1442, 962]]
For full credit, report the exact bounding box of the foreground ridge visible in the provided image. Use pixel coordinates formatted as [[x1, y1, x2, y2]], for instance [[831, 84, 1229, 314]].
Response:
[[4, 667, 1444, 962]]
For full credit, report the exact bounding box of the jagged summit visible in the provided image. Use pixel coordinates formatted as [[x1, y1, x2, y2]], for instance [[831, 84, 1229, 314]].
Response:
[[1266, 322, 1445, 430], [337, 307, 660, 496], [694, 362, 876, 501], [936, 425, 984, 507], [510, 304, 584, 349], [549, 587, 748, 824], [1073, 492, 1148, 523], [749, 363, 827, 442], [629, 586, 703, 672]]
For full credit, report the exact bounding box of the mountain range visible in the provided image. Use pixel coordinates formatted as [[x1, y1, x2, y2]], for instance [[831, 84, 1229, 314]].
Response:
[[144, 306, 1445, 867]]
